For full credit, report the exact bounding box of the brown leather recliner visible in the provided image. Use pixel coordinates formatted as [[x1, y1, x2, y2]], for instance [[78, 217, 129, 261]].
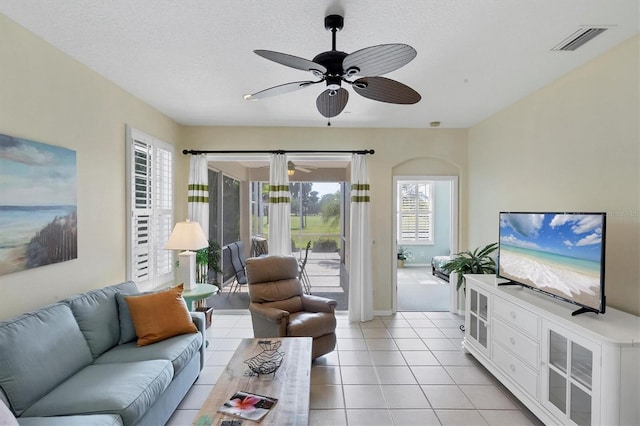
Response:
[[245, 255, 337, 359]]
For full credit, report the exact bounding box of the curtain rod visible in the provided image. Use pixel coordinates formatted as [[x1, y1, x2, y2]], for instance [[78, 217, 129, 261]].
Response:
[[182, 149, 375, 155]]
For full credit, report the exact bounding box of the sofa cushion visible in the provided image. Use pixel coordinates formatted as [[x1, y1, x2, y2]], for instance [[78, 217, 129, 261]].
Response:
[[115, 286, 170, 345], [94, 332, 202, 375], [0, 303, 92, 416], [22, 360, 173, 426], [63, 281, 139, 359], [288, 311, 337, 338], [125, 284, 198, 346], [115, 292, 138, 345]]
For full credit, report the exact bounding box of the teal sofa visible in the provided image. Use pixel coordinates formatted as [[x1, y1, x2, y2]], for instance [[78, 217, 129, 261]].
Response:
[[0, 281, 206, 426]]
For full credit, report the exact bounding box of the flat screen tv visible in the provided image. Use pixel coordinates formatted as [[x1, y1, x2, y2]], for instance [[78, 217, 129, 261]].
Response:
[[498, 212, 606, 316]]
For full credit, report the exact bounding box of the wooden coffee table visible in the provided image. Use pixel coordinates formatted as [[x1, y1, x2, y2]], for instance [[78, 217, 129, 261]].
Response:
[[194, 337, 313, 425]]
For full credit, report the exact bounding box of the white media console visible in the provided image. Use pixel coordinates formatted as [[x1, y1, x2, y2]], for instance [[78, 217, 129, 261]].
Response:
[[463, 274, 640, 426]]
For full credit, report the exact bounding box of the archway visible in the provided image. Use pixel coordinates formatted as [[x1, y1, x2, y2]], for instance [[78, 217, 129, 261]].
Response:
[[392, 157, 460, 313]]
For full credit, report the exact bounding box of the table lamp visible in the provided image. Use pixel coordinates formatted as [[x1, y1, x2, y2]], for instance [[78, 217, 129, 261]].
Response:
[[165, 220, 209, 291]]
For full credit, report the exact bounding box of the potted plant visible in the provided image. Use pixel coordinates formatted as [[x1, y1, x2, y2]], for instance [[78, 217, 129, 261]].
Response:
[[442, 242, 498, 291], [196, 240, 223, 289], [397, 247, 411, 268]]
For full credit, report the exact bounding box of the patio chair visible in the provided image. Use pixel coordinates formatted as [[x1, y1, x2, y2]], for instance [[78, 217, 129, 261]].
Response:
[[225, 241, 247, 296], [251, 236, 268, 257], [298, 241, 312, 294], [246, 255, 337, 359]]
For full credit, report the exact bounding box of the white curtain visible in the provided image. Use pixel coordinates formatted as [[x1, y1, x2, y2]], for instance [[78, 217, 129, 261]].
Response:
[[187, 154, 209, 237], [348, 154, 374, 322], [268, 154, 291, 255]]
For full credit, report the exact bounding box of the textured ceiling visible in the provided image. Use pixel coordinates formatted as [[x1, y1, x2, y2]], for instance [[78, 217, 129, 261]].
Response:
[[1, 0, 638, 128]]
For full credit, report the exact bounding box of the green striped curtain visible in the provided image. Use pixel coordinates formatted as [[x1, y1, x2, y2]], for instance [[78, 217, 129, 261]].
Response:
[[268, 153, 291, 255], [188, 154, 209, 237], [348, 154, 373, 322]]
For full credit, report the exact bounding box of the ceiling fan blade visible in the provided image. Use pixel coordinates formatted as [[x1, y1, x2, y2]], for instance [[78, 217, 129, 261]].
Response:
[[352, 77, 421, 104], [343, 44, 417, 77], [254, 50, 327, 75], [245, 80, 320, 100], [295, 166, 313, 173], [316, 88, 349, 118]]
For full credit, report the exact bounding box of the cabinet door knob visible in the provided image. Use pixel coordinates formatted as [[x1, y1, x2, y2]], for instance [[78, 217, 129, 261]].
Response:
[[510, 364, 516, 372], [510, 311, 516, 319], [510, 337, 516, 345]]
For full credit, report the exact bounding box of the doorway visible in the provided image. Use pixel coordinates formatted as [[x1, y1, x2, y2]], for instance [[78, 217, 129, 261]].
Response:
[[249, 180, 348, 309], [392, 176, 458, 312], [203, 155, 352, 310]]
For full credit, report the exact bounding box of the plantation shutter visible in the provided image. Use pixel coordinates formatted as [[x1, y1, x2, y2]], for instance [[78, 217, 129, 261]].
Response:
[[127, 127, 174, 290], [153, 145, 173, 279], [399, 181, 433, 244]]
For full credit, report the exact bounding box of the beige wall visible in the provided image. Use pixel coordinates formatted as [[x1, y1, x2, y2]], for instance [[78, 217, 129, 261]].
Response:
[[181, 127, 468, 312], [0, 15, 183, 319], [3, 12, 636, 319], [468, 35, 640, 315]]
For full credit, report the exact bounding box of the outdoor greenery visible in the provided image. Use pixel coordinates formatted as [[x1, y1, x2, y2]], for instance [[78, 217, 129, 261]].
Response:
[[195, 240, 222, 285], [258, 214, 342, 251], [442, 242, 498, 291], [312, 238, 339, 252], [258, 186, 343, 251], [320, 192, 341, 227]]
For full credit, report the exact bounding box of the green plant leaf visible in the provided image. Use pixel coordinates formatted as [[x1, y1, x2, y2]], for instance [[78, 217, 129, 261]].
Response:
[[441, 242, 497, 290]]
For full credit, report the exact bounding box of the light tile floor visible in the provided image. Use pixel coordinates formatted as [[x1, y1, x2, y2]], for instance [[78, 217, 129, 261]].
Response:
[[166, 310, 543, 426]]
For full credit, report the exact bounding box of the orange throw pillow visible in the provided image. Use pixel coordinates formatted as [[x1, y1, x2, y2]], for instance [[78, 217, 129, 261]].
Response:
[[124, 284, 198, 347]]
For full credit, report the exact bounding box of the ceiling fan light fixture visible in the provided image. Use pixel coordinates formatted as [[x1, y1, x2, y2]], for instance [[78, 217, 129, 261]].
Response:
[[287, 161, 295, 176], [353, 81, 368, 89], [346, 67, 360, 77]]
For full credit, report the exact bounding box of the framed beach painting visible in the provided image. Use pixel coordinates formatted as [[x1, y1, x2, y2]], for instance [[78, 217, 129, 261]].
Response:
[[0, 133, 77, 277]]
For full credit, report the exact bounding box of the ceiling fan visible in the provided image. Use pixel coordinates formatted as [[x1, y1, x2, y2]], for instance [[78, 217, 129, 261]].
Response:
[[256, 161, 316, 176], [244, 14, 421, 120], [288, 161, 315, 174]]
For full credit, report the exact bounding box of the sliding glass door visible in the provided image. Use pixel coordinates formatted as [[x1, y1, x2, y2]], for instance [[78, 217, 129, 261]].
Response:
[[208, 169, 240, 282]]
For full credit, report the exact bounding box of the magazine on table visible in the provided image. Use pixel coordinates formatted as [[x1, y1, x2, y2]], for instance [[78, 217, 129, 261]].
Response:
[[217, 390, 278, 422]]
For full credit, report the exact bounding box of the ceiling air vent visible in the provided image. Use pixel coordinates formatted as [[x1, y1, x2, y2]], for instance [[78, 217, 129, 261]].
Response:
[[552, 27, 608, 51]]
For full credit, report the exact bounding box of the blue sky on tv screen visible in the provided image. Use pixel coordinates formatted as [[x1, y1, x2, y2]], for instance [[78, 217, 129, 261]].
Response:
[[499, 213, 604, 262]]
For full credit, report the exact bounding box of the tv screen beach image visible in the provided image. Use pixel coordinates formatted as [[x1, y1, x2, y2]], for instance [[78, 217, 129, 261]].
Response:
[[499, 213, 604, 310], [0, 134, 77, 276]]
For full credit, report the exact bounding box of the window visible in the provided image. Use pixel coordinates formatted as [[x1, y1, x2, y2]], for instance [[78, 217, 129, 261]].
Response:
[[398, 180, 434, 244], [208, 169, 241, 283], [126, 126, 174, 290]]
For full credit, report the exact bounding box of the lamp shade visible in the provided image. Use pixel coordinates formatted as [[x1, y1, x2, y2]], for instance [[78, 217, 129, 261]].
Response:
[[165, 220, 208, 251]]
